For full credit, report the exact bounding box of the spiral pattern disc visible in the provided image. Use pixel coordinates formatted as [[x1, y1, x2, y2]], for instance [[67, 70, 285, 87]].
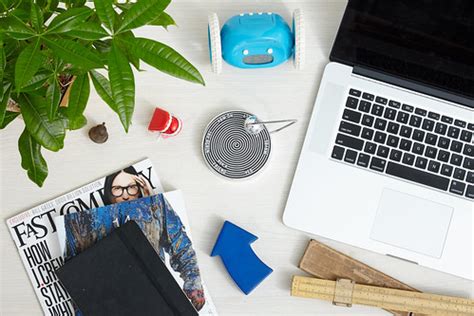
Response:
[[203, 111, 271, 180]]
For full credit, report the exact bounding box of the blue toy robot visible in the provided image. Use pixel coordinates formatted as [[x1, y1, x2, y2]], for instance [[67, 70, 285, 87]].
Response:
[[208, 10, 305, 73]]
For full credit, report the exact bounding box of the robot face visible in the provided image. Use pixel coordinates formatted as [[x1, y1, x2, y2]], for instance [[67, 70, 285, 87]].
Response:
[[242, 47, 274, 65]]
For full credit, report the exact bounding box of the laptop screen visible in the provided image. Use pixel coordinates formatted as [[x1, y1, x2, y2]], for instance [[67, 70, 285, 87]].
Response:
[[331, 0, 474, 106]]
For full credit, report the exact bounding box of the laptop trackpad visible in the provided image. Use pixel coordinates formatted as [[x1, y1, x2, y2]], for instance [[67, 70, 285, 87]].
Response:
[[370, 189, 453, 258]]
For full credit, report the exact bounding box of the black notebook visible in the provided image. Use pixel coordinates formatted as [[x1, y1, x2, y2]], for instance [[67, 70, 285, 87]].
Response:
[[56, 221, 198, 316]]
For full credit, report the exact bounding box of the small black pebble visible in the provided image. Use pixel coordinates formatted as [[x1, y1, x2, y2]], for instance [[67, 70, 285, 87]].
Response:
[[89, 122, 108, 144]]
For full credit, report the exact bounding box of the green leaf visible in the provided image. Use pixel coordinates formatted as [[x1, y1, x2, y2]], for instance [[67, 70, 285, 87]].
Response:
[[30, 3, 44, 31], [124, 37, 204, 85], [90, 70, 116, 111], [19, 93, 65, 151], [116, 31, 140, 70], [46, 77, 60, 120], [0, 36, 5, 96], [20, 72, 51, 92], [0, 84, 12, 125], [65, 73, 90, 129], [108, 42, 134, 132], [149, 11, 175, 29], [46, 7, 93, 33], [18, 128, 48, 187], [42, 37, 104, 70], [0, 16, 36, 39], [15, 38, 45, 90], [117, 0, 171, 33], [0, 111, 19, 129], [94, 0, 115, 32], [63, 22, 109, 40]]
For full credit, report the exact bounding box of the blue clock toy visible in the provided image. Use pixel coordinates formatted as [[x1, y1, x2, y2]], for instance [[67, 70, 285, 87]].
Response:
[[208, 10, 305, 73]]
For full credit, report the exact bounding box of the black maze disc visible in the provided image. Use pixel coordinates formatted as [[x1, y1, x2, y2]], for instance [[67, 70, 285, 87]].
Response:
[[203, 111, 271, 179]]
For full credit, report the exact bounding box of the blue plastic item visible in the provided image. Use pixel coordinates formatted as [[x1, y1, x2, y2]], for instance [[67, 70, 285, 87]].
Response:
[[208, 11, 304, 73], [210, 221, 273, 295]]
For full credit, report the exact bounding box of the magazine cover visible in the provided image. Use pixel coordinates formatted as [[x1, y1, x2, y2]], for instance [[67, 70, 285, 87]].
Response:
[[55, 191, 217, 315], [6, 159, 162, 316]]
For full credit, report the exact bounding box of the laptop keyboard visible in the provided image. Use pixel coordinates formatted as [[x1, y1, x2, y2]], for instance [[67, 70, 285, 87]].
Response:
[[331, 88, 474, 200]]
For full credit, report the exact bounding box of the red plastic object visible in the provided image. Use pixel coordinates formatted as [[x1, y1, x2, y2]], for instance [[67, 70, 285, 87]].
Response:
[[148, 107, 182, 137]]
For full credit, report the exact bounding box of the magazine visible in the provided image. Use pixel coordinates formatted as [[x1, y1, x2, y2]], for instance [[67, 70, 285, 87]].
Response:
[[55, 191, 217, 315], [6, 158, 198, 315]]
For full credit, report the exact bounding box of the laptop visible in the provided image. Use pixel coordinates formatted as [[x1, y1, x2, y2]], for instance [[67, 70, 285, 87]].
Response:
[[283, 0, 473, 280]]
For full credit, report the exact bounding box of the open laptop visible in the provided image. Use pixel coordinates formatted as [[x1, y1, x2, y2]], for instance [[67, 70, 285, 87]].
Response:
[[283, 0, 473, 280]]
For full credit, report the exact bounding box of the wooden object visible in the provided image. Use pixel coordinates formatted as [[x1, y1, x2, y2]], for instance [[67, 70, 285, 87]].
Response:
[[291, 276, 474, 316], [299, 239, 420, 316]]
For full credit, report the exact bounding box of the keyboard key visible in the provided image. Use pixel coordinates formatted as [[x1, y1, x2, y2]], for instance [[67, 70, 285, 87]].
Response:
[[466, 185, 474, 199], [343, 109, 361, 123], [370, 157, 386, 172], [396, 111, 409, 124], [454, 119, 466, 128], [374, 118, 387, 131], [425, 146, 437, 159], [349, 88, 361, 97], [339, 121, 361, 137], [467, 171, 474, 183], [364, 142, 377, 154], [346, 97, 359, 109], [415, 108, 427, 116], [460, 130, 472, 143], [375, 96, 388, 105], [361, 127, 374, 140], [409, 115, 422, 127], [413, 129, 425, 141], [374, 131, 387, 144], [388, 100, 401, 109], [441, 164, 453, 177], [387, 135, 399, 148], [377, 145, 389, 158], [428, 112, 440, 120], [437, 150, 450, 162], [335, 133, 364, 151], [402, 104, 414, 112], [402, 153, 415, 166], [399, 139, 412, 151], [344, 149, 358, 164], [422, 119, 435, 131], [428, 160, 441, 173], [425, 133, 437, 145], [464, 144, 473, 157], [383, 108, 396, 120], [434, 122, 447, 135], [450, 140, 463, 153], [447, 126, 460, 139], [415, 157, 428, 169], [387, 122, 400, 134], [412, 143, 425, 155], [362, 114, 374, 127], [468, 123, 474, 131], [454, 168, 466, 180], [449, 180, 465, 195], [359, 100, 371, 113], [371, 104, 384, 116], [437, 137, 450, 149], [332, 146, 345, 160], [464, 157, 473, 170], [362, 92, 374, 101], [389, 149, 402, 162], [450, 154, 462, 166], [399, 126, 412, 138], [441, 115, 453, 124], [357, 153, 370, 167], [386, 162, 450, 191]]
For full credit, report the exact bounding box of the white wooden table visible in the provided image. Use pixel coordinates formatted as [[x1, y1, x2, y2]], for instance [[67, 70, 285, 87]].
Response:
[[1, 1, 473, 315]]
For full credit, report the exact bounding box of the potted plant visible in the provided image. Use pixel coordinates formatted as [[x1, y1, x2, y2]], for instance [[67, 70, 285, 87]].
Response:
[[0, 0, 205, 186]]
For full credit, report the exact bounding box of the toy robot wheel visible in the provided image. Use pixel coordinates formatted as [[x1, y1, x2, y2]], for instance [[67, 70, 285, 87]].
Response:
[[208, 13, 223, 74], [293, 9, 305, 70]]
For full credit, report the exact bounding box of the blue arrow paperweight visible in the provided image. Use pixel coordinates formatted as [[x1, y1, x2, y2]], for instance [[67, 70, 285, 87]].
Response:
[[211, 221, 273, 295]]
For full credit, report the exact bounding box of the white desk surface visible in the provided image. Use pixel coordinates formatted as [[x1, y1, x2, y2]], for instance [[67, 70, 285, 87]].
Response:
[[1, 1, 473, 315]]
